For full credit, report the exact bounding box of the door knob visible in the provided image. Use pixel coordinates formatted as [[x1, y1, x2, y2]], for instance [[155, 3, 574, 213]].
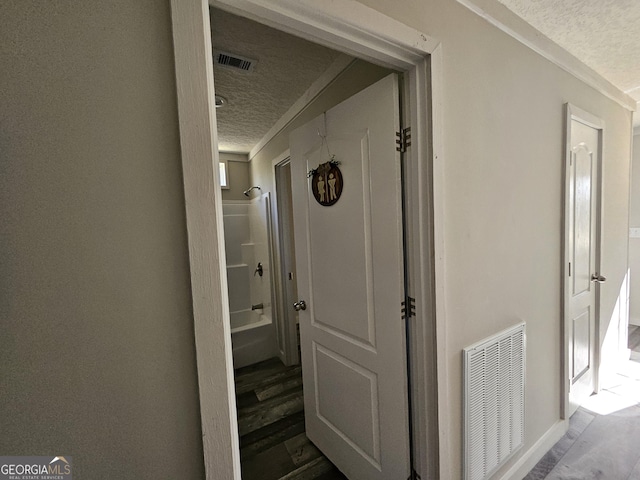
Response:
[[293, 300, 307, 311], [591, 273, 606, 283]]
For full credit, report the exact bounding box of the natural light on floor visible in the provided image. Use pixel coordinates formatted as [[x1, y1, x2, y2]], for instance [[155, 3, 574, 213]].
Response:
[[581, 269, 638, 416], [582, 360, 640, 415]]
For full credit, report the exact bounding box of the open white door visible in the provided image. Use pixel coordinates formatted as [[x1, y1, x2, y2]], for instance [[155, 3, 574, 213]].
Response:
[[290, 74, 410, 479], [565, 105, 603, 416]]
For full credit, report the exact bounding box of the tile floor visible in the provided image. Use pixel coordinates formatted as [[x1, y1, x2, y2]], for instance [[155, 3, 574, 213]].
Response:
[[525, 325, 640, 479]]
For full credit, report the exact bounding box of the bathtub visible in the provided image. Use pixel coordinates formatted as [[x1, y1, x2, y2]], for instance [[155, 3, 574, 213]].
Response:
[[230, 310, 277, 369], [223, 198, 278, 369]]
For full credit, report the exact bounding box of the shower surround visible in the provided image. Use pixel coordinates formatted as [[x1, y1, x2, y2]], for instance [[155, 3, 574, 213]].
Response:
[[223, 195, 277, 368]]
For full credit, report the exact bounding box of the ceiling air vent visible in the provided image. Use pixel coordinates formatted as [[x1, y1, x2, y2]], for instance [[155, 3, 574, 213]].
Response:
[[214, 50, 257, 73]]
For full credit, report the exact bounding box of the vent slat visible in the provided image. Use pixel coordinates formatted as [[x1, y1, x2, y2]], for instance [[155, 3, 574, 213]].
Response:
[[464, 323, 526, 480]]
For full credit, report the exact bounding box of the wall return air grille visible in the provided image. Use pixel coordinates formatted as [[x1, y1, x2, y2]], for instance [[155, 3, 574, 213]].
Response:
[[463, 323, 525, 480]]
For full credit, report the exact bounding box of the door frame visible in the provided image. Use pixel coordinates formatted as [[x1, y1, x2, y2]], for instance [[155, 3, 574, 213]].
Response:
[[562, 103, 604, 419], [271, 150, 300, 366], [169, 0, 448, 478]]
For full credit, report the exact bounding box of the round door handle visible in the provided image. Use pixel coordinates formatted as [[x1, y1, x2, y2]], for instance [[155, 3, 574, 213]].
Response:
[[293, 300, 307, 311], [591, 274, 606, 283]]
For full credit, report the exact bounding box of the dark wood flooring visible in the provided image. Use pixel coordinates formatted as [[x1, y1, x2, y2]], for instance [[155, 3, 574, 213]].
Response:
[[235, 357, 347, 480], [234, 330, 640, 480]]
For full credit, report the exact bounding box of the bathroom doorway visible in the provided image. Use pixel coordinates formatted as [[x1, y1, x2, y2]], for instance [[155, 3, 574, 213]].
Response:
[[210, 6, 396, 479], [172, 1, 443, 477]]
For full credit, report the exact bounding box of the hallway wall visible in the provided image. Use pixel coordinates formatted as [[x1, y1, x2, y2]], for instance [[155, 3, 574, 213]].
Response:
[[1, 1, 634, 479], [357, 0, 633, 477], [0, 1, 205, 478], [249, 2, 634, 476]]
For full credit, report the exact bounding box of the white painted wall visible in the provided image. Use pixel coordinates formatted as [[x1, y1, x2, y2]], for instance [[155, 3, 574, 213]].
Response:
[[629, 133, 640, 326]]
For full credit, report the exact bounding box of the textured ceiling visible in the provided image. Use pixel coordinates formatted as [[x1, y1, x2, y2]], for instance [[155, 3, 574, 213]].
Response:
[[211, 2, 640, 145], [496, 0, 640, 124], [210, 8, 344, 153]]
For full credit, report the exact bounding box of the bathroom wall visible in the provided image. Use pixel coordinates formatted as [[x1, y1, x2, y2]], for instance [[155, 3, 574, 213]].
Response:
[[220, 152, 251, 201], [249, 59, 394, 191]]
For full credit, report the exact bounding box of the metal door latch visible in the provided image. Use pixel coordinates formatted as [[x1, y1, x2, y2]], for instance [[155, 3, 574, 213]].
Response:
[[293, 300, 307, 311]]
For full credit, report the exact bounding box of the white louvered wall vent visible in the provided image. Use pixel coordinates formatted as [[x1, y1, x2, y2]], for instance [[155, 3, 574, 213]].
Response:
[[464, 322, 525, 480]]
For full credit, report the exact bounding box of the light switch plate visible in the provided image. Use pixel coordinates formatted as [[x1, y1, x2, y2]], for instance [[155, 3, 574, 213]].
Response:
[[630, 228, 640, 238]]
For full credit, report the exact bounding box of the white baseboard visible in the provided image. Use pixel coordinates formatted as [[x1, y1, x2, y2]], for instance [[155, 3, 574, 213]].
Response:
[[496, 419, 568, 480]]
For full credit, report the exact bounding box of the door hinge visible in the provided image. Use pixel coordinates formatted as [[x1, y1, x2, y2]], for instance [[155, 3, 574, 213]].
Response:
[[396, 127, 412, 153], [407, 469, 421, 480], [402, 296, 416, 320]]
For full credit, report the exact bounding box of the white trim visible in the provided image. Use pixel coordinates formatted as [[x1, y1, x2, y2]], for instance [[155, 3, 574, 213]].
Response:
[[270, 150, 301, 366], [211, 0, 437, 69], [496, 420, 568, 480], [399, 44, 451, 480], [568, 104, 605, 130], [170, 1, 241, 479], [429, 44, 451, 480], [219, 152, 250, 162], [456, 0, 637, 112], [179, 0, 445, 478], [249, 55, 354, 160]]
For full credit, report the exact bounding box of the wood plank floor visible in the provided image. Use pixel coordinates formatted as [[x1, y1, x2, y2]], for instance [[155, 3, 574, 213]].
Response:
[[237, 329, 640, 479], [235, 357, 347, 480]]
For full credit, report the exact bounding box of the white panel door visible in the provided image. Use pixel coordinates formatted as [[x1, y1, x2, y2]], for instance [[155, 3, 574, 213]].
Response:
[[289, 74, 409, 480], [566, 116, 601, 416]]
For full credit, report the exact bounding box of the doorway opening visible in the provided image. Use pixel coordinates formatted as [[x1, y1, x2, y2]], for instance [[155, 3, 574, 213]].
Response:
[[563, 103, 604, 419], [211, 7, 409, 478], [170, 1, 444, 478]]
